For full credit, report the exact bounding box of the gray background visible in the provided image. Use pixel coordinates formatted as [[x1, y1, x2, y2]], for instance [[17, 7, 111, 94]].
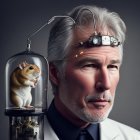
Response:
[[0, 0, 140, 139]]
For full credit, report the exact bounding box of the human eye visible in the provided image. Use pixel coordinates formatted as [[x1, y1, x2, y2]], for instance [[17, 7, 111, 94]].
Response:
[[75, 58, 100, 71], [107, 64, 119, 71], [81, 63, 99, 70]]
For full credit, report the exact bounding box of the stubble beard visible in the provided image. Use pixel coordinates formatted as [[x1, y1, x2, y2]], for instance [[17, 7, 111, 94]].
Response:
[[64, 93, 115, 124], [75, 102, 114, 124]]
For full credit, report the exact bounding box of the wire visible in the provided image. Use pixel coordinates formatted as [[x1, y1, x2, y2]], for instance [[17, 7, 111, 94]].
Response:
[[26, 15, 75, 51]]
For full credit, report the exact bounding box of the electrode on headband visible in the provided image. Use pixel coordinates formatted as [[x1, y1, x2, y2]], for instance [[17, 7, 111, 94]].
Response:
[[79, 32, 120, 48]]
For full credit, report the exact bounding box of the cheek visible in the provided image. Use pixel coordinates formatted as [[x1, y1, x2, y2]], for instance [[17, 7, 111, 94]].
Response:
[[62, 70, 94, 108], [110, 73, 120, 94], [114, 73, 120, 86], [64, 69, 95, 93]]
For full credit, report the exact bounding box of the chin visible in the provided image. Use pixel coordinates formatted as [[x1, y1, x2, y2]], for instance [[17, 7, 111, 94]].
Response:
[[76, 104, 113, 124]]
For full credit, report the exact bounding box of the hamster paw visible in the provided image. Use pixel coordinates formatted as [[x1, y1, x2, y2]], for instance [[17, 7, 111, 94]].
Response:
[[25, 105, 34, 109]]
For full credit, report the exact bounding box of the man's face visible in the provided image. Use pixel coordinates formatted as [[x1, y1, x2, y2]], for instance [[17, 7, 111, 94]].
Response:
[[55, 27, 121, 124]]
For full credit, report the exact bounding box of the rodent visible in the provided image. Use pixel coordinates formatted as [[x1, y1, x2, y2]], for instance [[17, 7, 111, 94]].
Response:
[[10, 61, 41, 108]]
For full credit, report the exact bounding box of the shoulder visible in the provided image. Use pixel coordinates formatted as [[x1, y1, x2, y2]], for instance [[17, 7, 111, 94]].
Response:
[[107, 118, 139, 133], [100, 118, 140, 140]]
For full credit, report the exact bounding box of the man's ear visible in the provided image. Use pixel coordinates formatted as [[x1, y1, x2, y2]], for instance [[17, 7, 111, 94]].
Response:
[[49, 63, 60, 85]]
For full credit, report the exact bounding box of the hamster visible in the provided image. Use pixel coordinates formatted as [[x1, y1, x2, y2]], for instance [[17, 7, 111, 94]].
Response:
[[10, 61, 41, 108]]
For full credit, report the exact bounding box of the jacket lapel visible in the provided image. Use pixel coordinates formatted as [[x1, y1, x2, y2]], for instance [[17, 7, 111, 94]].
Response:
[[44, 117, 59, 140], [100, 118, 121, 140]]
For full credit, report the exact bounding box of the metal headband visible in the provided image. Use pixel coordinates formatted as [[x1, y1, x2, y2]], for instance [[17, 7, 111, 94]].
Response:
[[79, 32, 120, 48]]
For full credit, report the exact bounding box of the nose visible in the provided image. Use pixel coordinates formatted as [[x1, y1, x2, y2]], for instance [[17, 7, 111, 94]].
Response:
[[95, 68, 111, 92]]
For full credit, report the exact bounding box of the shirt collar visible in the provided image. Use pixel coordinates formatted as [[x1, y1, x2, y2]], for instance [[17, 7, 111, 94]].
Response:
[[46, 100, 100, 140]]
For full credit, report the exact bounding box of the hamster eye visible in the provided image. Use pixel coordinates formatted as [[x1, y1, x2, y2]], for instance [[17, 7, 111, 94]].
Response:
[[29, 66, 34, 70]]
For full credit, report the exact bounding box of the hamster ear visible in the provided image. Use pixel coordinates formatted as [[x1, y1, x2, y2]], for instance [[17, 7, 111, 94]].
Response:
[[18, 64, 23, 70], [24, 61, 28, 64], [49, 63, 60, 86], [22, 61, 27, 67]]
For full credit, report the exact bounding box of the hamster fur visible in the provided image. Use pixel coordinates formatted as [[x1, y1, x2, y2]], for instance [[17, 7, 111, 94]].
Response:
[[10, 61, 41, 108]]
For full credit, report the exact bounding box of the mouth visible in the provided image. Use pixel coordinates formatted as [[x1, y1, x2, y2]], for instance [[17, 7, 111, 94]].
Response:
[[87, 99, 110, 109]]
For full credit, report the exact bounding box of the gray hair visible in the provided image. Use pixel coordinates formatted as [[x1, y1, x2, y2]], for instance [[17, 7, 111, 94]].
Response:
[[48, 5, 126, 93]]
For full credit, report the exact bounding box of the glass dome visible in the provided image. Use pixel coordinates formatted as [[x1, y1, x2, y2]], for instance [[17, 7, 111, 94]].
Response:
[[5, 50, 48, 116]]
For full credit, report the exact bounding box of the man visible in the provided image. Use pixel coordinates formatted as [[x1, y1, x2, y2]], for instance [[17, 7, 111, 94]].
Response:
[[44, 5, 140, 140]]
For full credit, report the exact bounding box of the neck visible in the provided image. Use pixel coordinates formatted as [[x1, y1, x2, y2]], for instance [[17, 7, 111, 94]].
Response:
[[54, 95, 89, 128]]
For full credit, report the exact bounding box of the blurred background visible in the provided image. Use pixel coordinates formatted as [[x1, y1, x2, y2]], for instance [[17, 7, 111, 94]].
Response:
[[0, 0, 140, 139]]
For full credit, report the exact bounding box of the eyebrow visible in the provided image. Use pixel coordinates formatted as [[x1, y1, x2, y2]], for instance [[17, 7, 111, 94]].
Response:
[[75, 57, 121, 66], [110, 59, 121, 64]]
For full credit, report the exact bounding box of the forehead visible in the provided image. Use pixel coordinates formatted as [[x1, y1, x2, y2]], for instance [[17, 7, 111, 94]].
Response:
[[68, 47, 121, 64]]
